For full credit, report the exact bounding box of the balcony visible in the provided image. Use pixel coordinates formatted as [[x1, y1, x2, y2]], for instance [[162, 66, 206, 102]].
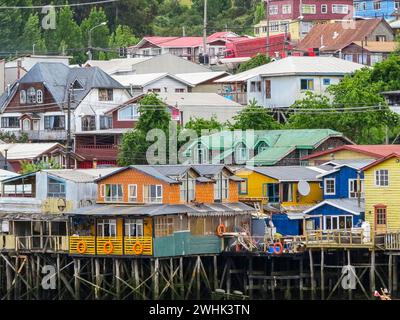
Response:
[[69, 236, 153, 256], [75, 144, 119, 160], [220, 92, 247, 105], [17, 130, 67, 141], [15, 236, 68, 252]]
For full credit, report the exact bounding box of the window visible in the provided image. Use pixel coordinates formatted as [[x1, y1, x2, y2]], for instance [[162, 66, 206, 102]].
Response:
[[321, 4, 328, 13], [250, 81, 261, 92], [128, 184, 138, 202], [239, 178, 248, 195], [100, 116, 112, 129], [324, 216, 353, 230], [282, 4, 291, 14], [148, 88, 161, 93], [155, 216, 174, 237], [180, 175, 196, 203], [302, 4, 316, 14], [118, 104, 139, 121], [27, 87, 36, 104], [36, 89, 43, 104], [332, 4, 349, 13], [105, 184, 123, 202], [264, 183, 279, 203], [323, 78, 331, 86], [269, 5, 278, 15], [72, 80, 84, 90], [175, 88, 185, 93], [280, 21, 289, 32], [324, 178, 336, 195], [124, 219, 143, 237], [376, 35, 386, 42], [143, 185, 163, 203], [373, 1, 381, 10], [195, 143, 208, 164], [1, 117, 19, 128], [214, 173, 229, 201], [44, 115, 65, 130], [235, 145, 249, 163], [355, 1, 366, 10], [396, 1, 400, 9], [98, 88, 114, 101], [349, 179, 364, 198], [47, 177, 66, 198], [97, 219, 117, 237], [375, 206, 387, 225], [375, 170, 389, 186], [81, 115, 96, 131], [20, 90, 27, 104], [300, 79, 314, 90], [265, 80, 271, 98], [282, 183, 293, 202], [270, 21, 279, 32]]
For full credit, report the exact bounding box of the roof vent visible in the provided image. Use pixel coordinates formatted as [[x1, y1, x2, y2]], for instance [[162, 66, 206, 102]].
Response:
[[332, 32, 339, 39]]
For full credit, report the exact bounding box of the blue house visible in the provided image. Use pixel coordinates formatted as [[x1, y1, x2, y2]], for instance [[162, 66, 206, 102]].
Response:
[[354, 0, 400, 20], [302, 159, 374, 232]]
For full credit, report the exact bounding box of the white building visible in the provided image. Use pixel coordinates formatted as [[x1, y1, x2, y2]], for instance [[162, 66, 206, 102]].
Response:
[[215, 56, 366, 108]]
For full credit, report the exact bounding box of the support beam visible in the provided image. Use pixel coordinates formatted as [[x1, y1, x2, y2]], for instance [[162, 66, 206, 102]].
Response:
[[370, 250, 376, 294], [321, 249, 325, 300], [309, 249, 315, 300]]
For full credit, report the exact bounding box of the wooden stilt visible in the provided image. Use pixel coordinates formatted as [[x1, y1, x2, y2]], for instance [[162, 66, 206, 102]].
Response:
[[74, 258, 81, 300], [196, 256, 201, 300], [95, 258, 101, 299], [213, 255, 218, 290], [226, 258, 231, 295], [321, 249, 325, 300], [299, 256, 304, 300], [153, 258, 159, 300], [115, 259, 121, 300], [370, 250, 376, 294], [309, 249, 315, 300], [271, 258, 275, 300], [249, 257, 253, 299], [179, 257, 184, 299], [347, 250, 352, 300], [389, 254, 393, 294], [394, 255, 398, 293], [5, 257, 12, 300]]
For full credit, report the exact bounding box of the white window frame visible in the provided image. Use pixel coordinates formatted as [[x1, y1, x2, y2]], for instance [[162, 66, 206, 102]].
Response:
[[301, 4, 316, 14], [97, 219, 117, 237], [373, 1, 381, 10], [128, 184, 138, 203], [269, 5, 278, 15], [375, 169, 389, 187], [332, 4, 349, 14], [20, 90, 27, 104], [100, 184, 105, 198], [124, 218, 143, 237], [118, 104, 139, 121], [324, 215, 353, 231], [36, 89, 43, 104], [143, 185, 163, 203], [395, 1, 400, 9], [348, 179, 364, 198], [321, 4, 328, 13], [324, 178, 336, 195], [104, 184, 123, 202], [282, 4, 291, 14]]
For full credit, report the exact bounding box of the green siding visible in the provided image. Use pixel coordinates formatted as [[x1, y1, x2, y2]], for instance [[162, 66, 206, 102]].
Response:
[[153, 231, 222, 257]]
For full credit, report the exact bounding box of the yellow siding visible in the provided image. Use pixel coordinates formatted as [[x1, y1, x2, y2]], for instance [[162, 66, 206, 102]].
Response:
[[364, 157, 400, 232], [236, 169, 322, 205], [308, 150, 377, 166]]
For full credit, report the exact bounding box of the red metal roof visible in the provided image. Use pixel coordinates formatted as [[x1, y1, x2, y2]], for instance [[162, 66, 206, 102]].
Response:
[[302, 145, 400, 160], [361, 153, 400, 171]]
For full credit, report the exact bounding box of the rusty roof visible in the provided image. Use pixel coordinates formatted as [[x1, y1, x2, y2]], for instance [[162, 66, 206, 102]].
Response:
[[351, 41, 397, 52], [296, 18, 392, 52]]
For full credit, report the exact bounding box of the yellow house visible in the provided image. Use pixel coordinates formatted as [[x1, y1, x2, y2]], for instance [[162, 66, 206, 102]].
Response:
[[236, 166, 323, 210], [362, 153, 400, 234]]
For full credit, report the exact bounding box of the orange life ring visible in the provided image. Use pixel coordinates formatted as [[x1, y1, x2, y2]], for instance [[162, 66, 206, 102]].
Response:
[[76, 241, 87, 254], [103, 241, 114, 254], [132, 241, 144, 255], [216, 224, 226, 237], [273, 242, 283, 255]]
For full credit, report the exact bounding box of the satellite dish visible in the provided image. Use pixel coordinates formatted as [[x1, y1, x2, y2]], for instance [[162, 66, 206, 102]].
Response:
[[298, 181, 311, 196]]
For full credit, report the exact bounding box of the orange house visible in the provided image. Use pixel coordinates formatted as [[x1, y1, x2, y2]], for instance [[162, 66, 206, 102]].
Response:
[[68, 165, 254, 258]]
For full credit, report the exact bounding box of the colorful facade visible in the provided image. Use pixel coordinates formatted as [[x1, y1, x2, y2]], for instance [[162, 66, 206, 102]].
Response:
[[354, 0, 400, 20]]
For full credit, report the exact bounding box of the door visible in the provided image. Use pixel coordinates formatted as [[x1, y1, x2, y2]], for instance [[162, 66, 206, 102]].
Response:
[[374, 205, 387, 234], [22, 118, 31, 131], [33, 120, 39, 131]]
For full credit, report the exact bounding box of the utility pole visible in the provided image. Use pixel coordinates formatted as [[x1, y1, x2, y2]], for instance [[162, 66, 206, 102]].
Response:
[[66, 83, 73, 169], [265, 0, 270, 57], [203, 0, 208, 65]]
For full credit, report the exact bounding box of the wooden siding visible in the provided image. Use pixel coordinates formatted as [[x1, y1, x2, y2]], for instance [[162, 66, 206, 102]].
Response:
[[364, 157, 400, 233], [308, 149, 378, 166], [195, 182, 214, 203]]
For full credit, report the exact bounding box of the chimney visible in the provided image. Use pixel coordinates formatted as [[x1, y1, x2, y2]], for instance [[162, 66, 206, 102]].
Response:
[[17, 60, 22, 79], [93, 158, 98, 169]]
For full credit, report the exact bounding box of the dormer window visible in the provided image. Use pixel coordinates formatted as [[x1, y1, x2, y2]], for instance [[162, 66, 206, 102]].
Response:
[[72, 80, 84, 90], [99, 88, 113, 101], [27, 87, 36, 104], [235, 143, 249, 163], [36, 89, 43, 104], [20, 90, 27, 104], [214, 173, 229, 202], [180, 173, 196, 203]]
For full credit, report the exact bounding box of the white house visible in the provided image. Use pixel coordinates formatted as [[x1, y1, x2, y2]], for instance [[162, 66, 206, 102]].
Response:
[[215, 56, 366, 108]]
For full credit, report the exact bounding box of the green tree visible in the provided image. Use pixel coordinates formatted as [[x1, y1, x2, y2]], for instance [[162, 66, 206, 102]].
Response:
[[237, 54, 271, 73], [80, 7, 110, 60], [253, 0, 265, 24], [184, 116, 223, 136], [20, 13, 47, 54], [108, 25, 139, 59], [118, 93, 172, 165], [229, 100, 281, 130], [20, 159, 62, 174]]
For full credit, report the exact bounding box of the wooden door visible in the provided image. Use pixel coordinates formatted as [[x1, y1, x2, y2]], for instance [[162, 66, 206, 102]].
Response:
[[374, 205, 387, 234]]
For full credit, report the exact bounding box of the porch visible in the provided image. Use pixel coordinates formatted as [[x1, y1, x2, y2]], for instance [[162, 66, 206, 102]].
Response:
[[74, 133, 120, 161]]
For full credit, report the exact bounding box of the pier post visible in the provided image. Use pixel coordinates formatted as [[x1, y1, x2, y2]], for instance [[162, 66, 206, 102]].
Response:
[[299, 256, 304, 300], [309, 249, 315, 300], [249, 257, 253, 299], [370, 250, 376, 294], [95, 258, 101, 299], [321, 249, 325, 300], [179, 257, 184, 299], [394, 255, 398, 293], [73, 258, 81, 300], [347, 250, 352, 300], [389, 254, 393, 294]]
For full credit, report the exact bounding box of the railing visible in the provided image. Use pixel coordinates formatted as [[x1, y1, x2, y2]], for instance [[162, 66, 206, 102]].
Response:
[[96, 237, 123, 255], [75, 144, 119, 160], [220, 92, 247, 105], [384, 230, 400, 250], [17, 130, 67, 141], [124, 237, 153, 256], [77, 145, 118, 150], [15, 236, 68, 252], [304, 228, 373, 248], [69, 236, 96, 255]]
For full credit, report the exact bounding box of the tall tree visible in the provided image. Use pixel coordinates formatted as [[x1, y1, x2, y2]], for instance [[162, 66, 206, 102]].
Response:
[[237, 54, 271, 73], [108, 25, 139, 59], [184, 116, 223, 136], [20, 13, 47, 54]]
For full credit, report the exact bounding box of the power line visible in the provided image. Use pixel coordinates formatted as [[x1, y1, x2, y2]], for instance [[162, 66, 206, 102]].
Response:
[[0, 0, 120, 9]]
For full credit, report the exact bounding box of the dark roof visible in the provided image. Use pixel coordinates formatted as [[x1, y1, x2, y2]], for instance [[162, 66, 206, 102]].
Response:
[[0, 62, 126, 110], [68, 202, 256, 217], [296, 18, 392, 53], [250, 166, 323, 182]]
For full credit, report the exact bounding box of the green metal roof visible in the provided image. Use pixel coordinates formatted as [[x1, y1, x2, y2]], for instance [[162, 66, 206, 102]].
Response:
[[247, 146, 294, 166]]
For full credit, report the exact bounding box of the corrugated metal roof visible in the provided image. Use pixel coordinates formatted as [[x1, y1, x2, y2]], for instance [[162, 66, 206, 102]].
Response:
[[112, 73, 194, 88], [0, 143, 61, 160], [250, 166, 323, 182], [296, 18, 390, 52], [157, 92, 242, 107], [352, 41, 397, 52], [44, 168, 122, 183], [304, 199, 365, 215], [84, 57, 152, 74], [175, 72, 229, 85]]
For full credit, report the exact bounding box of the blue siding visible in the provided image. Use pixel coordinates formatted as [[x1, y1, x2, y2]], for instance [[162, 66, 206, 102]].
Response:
[[354, 0, 397, 20], [323, 166, 364, 199], [272, 214, 301, 236], [306, 203, 364, 229]]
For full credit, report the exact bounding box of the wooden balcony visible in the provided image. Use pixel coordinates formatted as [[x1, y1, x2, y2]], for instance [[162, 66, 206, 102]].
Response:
[[75, 144, 119, 160], [384, 230, 400, 250], [0, 235, 16, 251], [69, 236, 153, 256], [304, 229, 374, 249], [18, 130, 67, 141], [2, 236, 69, 252], [220, 92, 247, 105]]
